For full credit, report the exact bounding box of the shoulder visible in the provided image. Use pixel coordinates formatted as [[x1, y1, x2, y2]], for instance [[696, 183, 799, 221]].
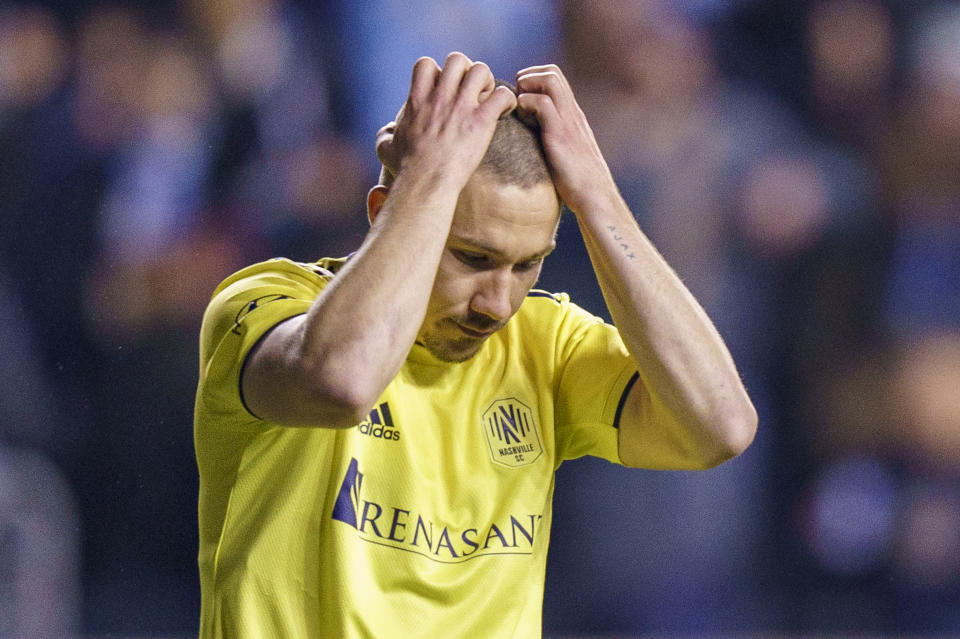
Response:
[[210, 257, 346, 300], [511, 289, 611, 350], [524, 289, 567, 306], [516, 289, 605, 330], [199, 257, 345, 364]]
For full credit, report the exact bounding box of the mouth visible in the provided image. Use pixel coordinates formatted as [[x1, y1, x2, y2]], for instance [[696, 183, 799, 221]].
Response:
[[457, 323, 496, 338]]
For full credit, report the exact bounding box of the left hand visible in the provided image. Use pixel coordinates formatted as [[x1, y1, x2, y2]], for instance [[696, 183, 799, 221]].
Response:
[[516, 65, 617, 215]]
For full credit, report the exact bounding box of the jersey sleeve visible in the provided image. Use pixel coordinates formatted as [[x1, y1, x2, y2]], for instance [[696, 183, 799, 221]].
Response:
[[196, 259, 330, 422], [551, 299, 638, 466]]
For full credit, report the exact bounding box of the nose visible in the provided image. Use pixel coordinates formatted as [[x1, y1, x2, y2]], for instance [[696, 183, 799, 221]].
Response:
[[469, 269, 514, 322]]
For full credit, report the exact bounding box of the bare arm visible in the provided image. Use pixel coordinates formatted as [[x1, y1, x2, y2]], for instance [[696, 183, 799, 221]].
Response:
[[516, 65, 757, 469], [242, 54, 517, 427]]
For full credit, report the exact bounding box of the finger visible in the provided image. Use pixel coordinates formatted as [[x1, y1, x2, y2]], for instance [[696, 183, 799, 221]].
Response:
[[375, 120, 395, 151], [375, 125, 396, 174], [516, 68, 572, 108], [478, 85, 518, 120], [376, 145, 395, 175], [434, 51, 474, 98], [517, 63, 564, 78], [459, 61, 496, 103], [516, 91, 558, 125], [516, 68, 568, 94], [375, 120, 396, 146], [377, 120, 397, 139], [517, 64, 570, 92], [409, 57, 441, 105]]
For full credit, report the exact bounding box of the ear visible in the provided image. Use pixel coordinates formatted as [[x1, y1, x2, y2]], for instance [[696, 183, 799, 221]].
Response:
[[366, 185, 390, 226]]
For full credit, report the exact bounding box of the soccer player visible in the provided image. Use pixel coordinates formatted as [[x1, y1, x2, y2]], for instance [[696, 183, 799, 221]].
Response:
[[194, 52, 757, 638]]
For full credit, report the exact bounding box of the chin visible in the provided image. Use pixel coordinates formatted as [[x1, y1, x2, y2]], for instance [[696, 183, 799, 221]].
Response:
[[422, 335, 484, 363]]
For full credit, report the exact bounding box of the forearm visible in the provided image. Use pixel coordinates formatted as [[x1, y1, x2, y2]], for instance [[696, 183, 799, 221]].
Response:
[[575, 188, 757, 462], [242, 53, 518, 426], [242, 169, 464, 427], [513, 62, 755, 464], [298, 175, 461, 407]]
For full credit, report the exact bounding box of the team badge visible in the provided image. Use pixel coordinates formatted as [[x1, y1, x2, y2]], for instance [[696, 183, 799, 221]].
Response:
[[481, 398, 542, 467]]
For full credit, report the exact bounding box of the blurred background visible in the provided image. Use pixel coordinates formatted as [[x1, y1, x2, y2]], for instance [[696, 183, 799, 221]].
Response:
[[1, 0, 958, 637]]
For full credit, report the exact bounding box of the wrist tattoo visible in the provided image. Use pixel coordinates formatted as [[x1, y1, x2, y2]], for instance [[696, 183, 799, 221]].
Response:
[[607, 225, 635, 260]]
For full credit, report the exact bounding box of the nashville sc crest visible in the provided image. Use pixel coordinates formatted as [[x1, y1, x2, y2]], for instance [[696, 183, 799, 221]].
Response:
[[481, 398, 542, 467]]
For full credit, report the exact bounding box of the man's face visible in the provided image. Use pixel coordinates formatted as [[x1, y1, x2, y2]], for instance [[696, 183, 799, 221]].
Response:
[[418, 172, 561, 362]]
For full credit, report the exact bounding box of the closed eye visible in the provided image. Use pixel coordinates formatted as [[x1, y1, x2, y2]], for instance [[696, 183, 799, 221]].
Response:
[[452, 249, 491, 269], [452, 248, 550, 272], [513, 258, 543, 273]]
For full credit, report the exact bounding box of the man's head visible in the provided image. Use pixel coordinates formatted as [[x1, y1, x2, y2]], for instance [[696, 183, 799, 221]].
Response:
[[415, 171, 560, 362], [369, 83, 561, 362]]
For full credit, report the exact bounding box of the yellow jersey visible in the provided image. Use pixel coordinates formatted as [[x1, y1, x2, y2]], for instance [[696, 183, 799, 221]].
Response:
[[194, 257, 638, 638]]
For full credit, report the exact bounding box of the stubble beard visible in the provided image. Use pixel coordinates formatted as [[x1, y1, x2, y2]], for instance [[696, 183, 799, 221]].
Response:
[[419, 317, 492, 363]]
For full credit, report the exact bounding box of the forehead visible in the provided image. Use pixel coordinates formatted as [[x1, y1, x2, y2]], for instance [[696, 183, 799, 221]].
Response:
[[450, 174, 561, 258]]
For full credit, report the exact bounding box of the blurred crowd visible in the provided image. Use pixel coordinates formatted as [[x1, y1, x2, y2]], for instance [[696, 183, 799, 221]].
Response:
[[0, 0, 958, 636]]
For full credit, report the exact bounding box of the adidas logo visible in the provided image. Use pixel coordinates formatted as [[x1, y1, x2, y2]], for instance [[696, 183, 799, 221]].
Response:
[[357, 402, 400, 441]]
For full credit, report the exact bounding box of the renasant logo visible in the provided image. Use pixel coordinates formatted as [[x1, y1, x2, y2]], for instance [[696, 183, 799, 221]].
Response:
[[331, 458, 543, 563]]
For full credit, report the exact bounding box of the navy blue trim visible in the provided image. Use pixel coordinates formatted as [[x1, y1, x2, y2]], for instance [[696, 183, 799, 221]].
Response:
[[526, 291, 560, 303], [612, 372, 640, 430], [238, 313, 307, 420]]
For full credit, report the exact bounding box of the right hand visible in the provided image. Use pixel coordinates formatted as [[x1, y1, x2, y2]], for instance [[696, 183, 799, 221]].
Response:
[[376, 52, 517, 190]]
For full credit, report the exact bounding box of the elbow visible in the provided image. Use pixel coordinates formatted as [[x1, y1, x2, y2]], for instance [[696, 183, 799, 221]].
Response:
[[302, 368, 382, 428], [299, 342, 403, 428], [297, 337, 397, 423], [251, 354, 382, 428], [310, 393, 371, 430], [705, 399, 758, 467], [725, 406, 759, 458], [243, 318, 386, 428]]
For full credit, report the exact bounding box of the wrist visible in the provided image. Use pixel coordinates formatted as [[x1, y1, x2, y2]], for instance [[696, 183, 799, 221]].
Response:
[[388, 164, 465, 211], [565, 178, 624, 220]]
